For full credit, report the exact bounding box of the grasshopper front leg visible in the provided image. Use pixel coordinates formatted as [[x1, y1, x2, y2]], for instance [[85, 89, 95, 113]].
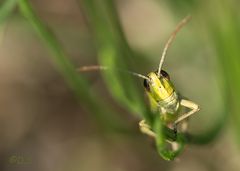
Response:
[[174, 99, 200, 125]]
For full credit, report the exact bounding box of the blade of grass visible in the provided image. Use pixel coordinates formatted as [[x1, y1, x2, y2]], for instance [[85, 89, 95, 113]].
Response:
[[81, 0, 153, 125], [208, 0, 240, 145], [18, 0, 131, 133]]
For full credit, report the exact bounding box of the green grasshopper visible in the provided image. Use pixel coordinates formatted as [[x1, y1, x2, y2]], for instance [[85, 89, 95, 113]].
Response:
[[79, 15, 200, 160]]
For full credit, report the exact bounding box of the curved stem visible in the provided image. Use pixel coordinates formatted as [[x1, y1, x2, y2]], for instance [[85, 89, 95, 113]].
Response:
[[18, 0, 130, 132]]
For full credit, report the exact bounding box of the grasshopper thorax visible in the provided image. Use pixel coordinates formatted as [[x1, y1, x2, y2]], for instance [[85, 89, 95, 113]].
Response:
[[143, 70, 174, 102]]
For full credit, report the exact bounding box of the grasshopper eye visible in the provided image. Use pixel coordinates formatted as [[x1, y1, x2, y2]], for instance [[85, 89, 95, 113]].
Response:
[[160, 70, 170, 80], [154, 70, 170, 80], [143, 79, 150, 91]]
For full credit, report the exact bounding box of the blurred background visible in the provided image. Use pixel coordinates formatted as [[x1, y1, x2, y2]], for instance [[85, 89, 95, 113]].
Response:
[[1, 0, 240, 170]]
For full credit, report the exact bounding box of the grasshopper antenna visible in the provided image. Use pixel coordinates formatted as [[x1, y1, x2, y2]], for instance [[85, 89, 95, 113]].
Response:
[[157, 15, 192, 77], [78, 65, 150, 80]]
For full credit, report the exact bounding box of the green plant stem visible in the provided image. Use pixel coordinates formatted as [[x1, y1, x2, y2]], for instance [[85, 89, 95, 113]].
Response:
[[18, 0, 130, 133], [81, 0, 153, 125], [209, 0, 240, 144]]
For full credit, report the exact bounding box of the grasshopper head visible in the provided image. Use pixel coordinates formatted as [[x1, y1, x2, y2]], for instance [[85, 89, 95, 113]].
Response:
[[143, 70, 174, 101]]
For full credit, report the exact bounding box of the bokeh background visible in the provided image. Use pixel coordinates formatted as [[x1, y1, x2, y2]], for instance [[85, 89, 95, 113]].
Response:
[[1, 0, 240, 170]]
